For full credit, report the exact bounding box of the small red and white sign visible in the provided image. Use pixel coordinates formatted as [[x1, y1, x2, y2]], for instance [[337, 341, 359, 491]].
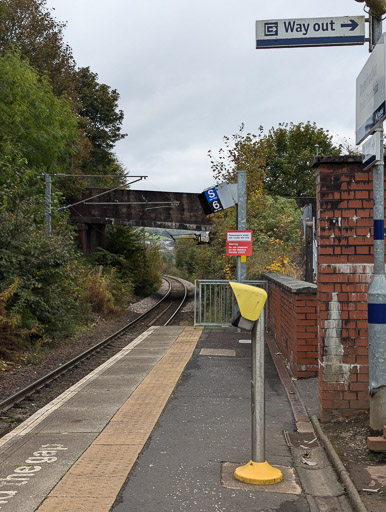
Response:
[[226, 230, 253, 256]]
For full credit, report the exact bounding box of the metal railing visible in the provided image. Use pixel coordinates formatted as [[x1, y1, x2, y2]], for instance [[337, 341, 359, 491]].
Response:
[[194, 280, 267, 326]]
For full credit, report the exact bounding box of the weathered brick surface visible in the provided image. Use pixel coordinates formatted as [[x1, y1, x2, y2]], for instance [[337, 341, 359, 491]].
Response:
[[265, 274, 317, 378], [264, 157, 384, 420], [314, 156, 380, 421]]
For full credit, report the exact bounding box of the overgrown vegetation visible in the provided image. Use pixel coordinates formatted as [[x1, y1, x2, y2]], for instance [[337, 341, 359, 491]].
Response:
[[177, 122, 343, 282], [0, 1, 163, 363], [90, 225, 162, 297], [0, 191, 163, 361]]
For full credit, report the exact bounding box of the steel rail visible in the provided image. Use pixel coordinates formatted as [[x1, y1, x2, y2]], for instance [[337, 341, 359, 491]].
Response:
[[0, 276, 187, 414], [163, 275, 188, 325]]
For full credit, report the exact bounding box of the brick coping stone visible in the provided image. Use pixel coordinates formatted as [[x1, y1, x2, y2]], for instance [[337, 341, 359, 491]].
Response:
[[311, 155, 363, 167], [264, 273, 317, 295]]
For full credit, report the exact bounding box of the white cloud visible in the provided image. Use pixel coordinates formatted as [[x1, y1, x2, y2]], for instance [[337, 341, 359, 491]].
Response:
[[46, 0, 370, 192]]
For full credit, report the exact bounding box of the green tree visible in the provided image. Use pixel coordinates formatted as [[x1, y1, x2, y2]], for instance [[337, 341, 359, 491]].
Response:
[[247, 193, 302, 278], [176, 122, 340, 282], [261, 122, 342, 197], [175, 237, 226, 282], [0, 2, 126, 187], [0, 0, 77, 98], [209, 122, 342, 198], [208, 124, 265, 195], [0, 206, 85, 340], [77, 67, 127, 179], [90, 225, 162, 296], [0, 51, 78, 177]]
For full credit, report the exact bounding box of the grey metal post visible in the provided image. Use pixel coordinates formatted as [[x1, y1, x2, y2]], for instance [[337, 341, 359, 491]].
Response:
[[237, 170, 247, 282], [305, 221, 314, 283], [368, 14, 386, 431], [45, 174, 52, 236], [371, 12, 383, 50], [251, 313, 265, 462]]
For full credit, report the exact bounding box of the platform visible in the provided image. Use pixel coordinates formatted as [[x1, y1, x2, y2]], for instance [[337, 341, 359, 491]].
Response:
[[0, 326, 201, 512], [0, 325, 354, 512]]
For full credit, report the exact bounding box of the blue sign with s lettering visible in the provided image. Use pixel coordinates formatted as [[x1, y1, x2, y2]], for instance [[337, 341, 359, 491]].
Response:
[[204, 187, 219, 203]]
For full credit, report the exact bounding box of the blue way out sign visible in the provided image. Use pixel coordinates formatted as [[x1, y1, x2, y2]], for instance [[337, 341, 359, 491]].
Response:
[[256, 16, 365, 49]]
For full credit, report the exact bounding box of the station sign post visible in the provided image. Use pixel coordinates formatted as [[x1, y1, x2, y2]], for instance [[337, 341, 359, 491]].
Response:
[[356, 26, 386, 431], [256, 16, 365, 49], [199, 173, 248, 283]]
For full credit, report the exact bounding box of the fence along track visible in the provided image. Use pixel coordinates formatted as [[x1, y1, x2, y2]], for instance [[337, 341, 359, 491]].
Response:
[[0, 275, 188, 415], [194, 279, 268, 326]]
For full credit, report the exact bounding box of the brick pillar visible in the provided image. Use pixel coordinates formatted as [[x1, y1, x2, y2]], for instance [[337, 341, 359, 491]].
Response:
[[315, 156, 378, 421]]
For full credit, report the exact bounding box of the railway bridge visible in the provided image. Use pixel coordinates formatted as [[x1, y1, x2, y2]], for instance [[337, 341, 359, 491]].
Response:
[[70, 188, 211, 254]]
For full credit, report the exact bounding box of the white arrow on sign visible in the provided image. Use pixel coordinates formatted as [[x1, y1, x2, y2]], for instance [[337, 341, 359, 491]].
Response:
[[256, 16, 365, 49]]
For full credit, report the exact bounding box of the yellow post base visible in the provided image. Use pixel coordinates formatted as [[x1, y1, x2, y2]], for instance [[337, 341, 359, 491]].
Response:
[[234, 460, 283, 485]]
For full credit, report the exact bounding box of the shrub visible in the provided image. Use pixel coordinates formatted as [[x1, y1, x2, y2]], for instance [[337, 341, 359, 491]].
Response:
[[90, 225, 162, 296], [0, 280, 31, 358], [174, 194, 303, 282]]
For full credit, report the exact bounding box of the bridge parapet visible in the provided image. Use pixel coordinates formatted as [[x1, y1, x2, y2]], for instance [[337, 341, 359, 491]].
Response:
[[70, 188, 212, 254], [71, 188, 212, 231]]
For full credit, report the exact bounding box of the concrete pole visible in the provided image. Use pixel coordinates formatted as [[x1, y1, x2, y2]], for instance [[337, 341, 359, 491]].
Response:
[[368, 15, 386, 431], [237, 170, 247, 282], [45, 174, 52, 237]]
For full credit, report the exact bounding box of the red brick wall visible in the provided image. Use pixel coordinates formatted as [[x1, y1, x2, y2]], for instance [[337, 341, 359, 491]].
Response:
[[315, 156, 375, 421], [265, 274, 318, 378]]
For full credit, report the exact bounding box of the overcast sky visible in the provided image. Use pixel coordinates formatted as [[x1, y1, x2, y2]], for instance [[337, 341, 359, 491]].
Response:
[[46, 0, 369, 193]]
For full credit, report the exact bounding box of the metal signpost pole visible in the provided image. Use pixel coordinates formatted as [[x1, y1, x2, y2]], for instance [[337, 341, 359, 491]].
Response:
[[368, 14, 386, 431], [237, 170, 247, 282], [251, 314, 265, 463], [45, 174, 52, 237], [231, 282, 282, 485]]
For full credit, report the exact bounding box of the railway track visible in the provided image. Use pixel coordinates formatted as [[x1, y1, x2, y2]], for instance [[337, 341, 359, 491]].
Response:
[[0, 275, 189, 437]]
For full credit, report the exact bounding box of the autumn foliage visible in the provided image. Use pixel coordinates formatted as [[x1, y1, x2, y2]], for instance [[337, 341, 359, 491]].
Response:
[[177, 123, 342, 282]]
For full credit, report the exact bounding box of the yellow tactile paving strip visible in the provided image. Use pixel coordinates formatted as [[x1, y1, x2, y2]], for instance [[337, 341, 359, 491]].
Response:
[[36, 326, 202, 512]]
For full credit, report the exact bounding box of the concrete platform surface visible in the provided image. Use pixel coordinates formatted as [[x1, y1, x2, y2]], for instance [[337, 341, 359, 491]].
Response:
[[0, 326, 198, 512], [0, 326, 354, 512], [111, 327, 351, 512]]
